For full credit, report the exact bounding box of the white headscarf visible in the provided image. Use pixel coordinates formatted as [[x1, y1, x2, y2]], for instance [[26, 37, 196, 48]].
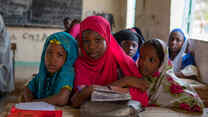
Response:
[[168, 28, 189, 72]]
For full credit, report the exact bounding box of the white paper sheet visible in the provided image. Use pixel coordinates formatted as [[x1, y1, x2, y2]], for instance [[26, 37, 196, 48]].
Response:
[[15, 102, 55, 111]]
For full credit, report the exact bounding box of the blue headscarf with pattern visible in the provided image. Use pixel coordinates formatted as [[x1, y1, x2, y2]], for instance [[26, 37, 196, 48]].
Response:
[[28, 32, 78, 99]]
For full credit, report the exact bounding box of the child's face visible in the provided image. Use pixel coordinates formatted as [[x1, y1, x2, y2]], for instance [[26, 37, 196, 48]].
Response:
[[45, 44, 66, 73], [82, 31, 107, 59], [169, 32, 184, 53], [138, 45, 160, 76], [120, 40, 138, 57], [64, 20, 71, 30]]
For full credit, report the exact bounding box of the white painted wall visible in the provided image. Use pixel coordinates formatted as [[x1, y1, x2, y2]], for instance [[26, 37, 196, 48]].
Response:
[[6, 0, 172, 66], [170, 0, 186, 31], [191, 39, 208, 84], [7, 0, 127, 66], [82, 0, 126, 32], [8, 27, 61, 64]]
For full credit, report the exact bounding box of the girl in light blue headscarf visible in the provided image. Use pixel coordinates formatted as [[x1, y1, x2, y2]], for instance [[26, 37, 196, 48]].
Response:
[[23, 32, 78, 105], [168, 28, 196, 78]]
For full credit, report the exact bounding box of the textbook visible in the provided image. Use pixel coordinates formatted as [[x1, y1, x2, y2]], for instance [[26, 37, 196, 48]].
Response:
[[7, 102, 62, 117], [91, 85, 131, 102]]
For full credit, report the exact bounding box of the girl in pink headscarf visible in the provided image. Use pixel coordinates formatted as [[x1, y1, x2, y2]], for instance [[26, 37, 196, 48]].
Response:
[[71, 16, 149, 108], [69, 23, 80, 39]]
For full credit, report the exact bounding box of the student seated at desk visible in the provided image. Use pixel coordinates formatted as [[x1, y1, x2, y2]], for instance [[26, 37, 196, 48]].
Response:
[[23, 32, 78, 106], [71, 16, 149, 109], [168, 28, 197, 80], [114, 29, 144, 62]]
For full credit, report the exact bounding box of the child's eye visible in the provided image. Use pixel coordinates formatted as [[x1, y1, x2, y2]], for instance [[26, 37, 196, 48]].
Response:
[[176, 38, 182, 42], [95, 39, 101, 43], [58, 53, 64, 57], [139, 55, 143, 59], [83, 40, 90, 44], [132, 44, 137, 48], [149, 57, 154, 63], [122, 42, 128, 47], [47, 51, 53, 55], [170, 37, 174, 41]]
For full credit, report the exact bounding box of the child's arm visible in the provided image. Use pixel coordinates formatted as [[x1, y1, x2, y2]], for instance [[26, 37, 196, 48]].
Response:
[[32, 88, 71, 106], [71, 85, 93, 108], [111, 76, 149, 92], [109, 86, 129, 93], [23, 87, 34, 102]]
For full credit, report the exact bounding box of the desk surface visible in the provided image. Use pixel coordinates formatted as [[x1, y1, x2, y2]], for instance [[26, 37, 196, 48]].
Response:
[[1, 103, 202, 117]]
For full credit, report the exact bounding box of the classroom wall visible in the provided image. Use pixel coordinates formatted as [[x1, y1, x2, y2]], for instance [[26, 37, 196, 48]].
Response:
[[6, 0, 208, 83], [135, 0, 171, 42], [191, 39, 208, 84], [8, 27, 61, 66], [7, 0, 126, 66], [7, 0, 171, 66], [82, 0, 126, 32]]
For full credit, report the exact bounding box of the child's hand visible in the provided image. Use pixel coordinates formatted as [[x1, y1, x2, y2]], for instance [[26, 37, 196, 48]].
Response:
[[109, 86, 129, 93], [71, 85, 94, 108], [23, 87, 34, 102], [133, 79, 149, 92], [23, 95, 33, 102], [111, 76, 149, 92]]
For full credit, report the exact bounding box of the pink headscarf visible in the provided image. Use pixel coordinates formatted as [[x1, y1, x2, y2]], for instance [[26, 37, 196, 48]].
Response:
[[69, 23, 80, 39], [74, 16, 148, 106]]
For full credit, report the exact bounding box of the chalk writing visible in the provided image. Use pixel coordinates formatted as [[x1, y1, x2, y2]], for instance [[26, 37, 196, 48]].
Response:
[[10, 32, 48, 42]]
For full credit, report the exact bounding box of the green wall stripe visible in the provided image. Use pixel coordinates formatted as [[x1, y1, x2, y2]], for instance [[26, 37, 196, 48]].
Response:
[[15, 61, 40, 67]]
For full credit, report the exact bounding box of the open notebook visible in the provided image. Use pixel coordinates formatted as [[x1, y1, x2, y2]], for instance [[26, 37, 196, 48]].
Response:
[[91, 85, 131, 102]]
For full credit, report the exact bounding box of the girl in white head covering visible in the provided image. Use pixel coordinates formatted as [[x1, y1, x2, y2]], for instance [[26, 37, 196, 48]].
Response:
[[168, 28, 198, 80]]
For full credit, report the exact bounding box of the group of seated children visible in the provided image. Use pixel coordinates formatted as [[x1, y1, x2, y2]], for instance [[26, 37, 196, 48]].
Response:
[[23, 16, 204, 114]]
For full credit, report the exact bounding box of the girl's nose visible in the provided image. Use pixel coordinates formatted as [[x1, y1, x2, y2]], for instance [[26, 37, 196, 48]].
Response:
[[89, 41, 96, 50], [172, 39, 177, 45], [49, 54, 58, 64], [129, 45, 134, 50]]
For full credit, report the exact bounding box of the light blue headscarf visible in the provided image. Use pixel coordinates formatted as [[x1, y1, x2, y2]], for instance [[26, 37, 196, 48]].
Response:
[[28, 32, 78, 99], [170, 28, 186, 41], [169, 28, 195, 72]]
